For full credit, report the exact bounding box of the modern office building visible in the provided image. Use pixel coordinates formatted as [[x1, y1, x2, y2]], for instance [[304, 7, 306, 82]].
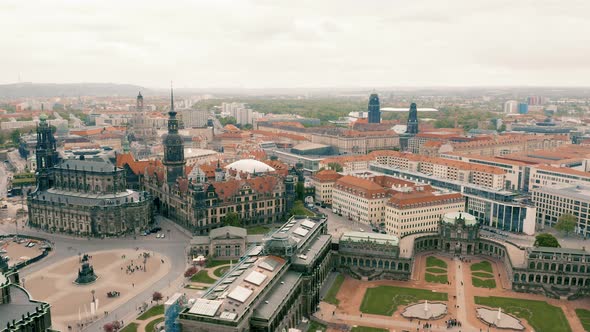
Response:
[[367, 93, 381, 124], [518, 103, 529, 114]]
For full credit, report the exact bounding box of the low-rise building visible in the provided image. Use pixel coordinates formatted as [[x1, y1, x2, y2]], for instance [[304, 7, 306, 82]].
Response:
[[332, 175, 388, 227], [310, 169, 342, 205], [532, 183, 590, 236], [385, 189, 465, 237]]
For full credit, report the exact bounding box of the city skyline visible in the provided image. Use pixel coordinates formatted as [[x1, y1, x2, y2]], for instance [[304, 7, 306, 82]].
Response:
[[2, 0, 590, 88]]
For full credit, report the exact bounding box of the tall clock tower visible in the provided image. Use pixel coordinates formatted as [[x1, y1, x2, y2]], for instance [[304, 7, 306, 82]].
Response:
[[162, 87, 185, 183], [35, 114, 59, 191]]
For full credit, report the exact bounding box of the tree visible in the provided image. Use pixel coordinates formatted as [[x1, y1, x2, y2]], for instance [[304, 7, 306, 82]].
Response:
[[152, 291, 163, 303], [223, 212, 241, 227], [534, 233, 560, 248], [327, 162, 343, 172], [219, 116, 237, 126], [555, 214, 576, 236], [103, 323, 115, 332], [10, 129, 21, 144], [295, 181, 305, 201], [184, 266, 197, 278], [242, 124, 253, 130]]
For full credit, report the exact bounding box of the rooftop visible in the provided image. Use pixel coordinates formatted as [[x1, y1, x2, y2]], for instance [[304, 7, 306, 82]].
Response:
[[533, 183, 590, 201], [30, 188, 145, 207], [188, 255, 287, 323], [225, 159, 275, 174], [252, 271, 302, 321], [55, 158, 120, 173], [442, 212, 477, 226], [341, 231, 400, 246]]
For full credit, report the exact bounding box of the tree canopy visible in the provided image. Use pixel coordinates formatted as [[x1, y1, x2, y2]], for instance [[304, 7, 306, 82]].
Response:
[[327, 162, 343, 172], [223, 212, 241, 227], [555, 214, 576, 236], [534, 233, 560, 248]]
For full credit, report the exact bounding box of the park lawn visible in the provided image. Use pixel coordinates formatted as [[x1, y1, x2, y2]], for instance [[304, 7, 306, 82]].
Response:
[[145, 317, 164, 332], [213, 265, 230, 278], [475, 296, 571, 332], [207, 259, 232, 268], [119, 323, 138, 332], [471, 261, 493, 273], [472, 271, 494, 278], [576, 309, 590, 331], [425, 273, 448, 284], [307, 321, 327, 332], [190, 270, 217, 284], [426, 256, 447, 269], [471, 277, 496, 288], [360, 285, 448, 316], [426, 267, 447, 274], [351, 327, 388, 332], [246, 226, 271, 235], [324, 274, 345, 305], [137, 305, 164, 320]]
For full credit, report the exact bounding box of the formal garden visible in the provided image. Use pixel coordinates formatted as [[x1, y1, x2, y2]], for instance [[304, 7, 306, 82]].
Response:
[[424, 256, 449, 284], [323, 274, 345, 305], [576, 309, 590, 332], [350, 327, 388, 332], [470, 261, 496, 288], [475, 296, 571, 332], [360, 285, 448, 316]]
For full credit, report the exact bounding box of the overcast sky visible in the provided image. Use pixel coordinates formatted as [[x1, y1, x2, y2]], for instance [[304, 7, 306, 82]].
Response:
[[1, 0, 589, 88]]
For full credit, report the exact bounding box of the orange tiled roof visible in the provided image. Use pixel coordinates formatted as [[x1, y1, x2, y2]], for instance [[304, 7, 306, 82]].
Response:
[[335, 175, 387, 197], [388, 191, 463, 208], [533, 164, 590, 177], [312, 169, 342, 182]]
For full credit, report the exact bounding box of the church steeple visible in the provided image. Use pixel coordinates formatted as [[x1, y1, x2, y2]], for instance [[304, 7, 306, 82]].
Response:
[[162, 85, 185, 183], [35, 114, 59, 191], [136, 91, 144, 111]]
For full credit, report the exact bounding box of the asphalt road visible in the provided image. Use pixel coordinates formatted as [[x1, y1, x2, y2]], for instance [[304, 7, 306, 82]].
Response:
[[0, 215, 190, 331]]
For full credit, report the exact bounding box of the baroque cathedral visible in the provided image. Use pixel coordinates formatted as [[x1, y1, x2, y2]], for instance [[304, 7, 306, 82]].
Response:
[[27, 115, 153, 236]]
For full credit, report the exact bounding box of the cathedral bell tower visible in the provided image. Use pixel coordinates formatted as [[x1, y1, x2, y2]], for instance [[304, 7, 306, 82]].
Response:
[[35, 114, 59, 191], [163, 86, 186, 183]]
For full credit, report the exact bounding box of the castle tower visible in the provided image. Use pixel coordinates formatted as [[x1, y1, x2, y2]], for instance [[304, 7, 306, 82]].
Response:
[[367, 93, 381, 124], [214, 160, 225, 182], [406, 102, 419, 134], [35, 114, 59, 191], [136, 91, 144, 111], [163, 86, 186, 183]]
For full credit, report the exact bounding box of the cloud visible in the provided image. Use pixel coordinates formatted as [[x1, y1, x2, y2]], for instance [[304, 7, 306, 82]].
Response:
[[0, 0, 589, 87]]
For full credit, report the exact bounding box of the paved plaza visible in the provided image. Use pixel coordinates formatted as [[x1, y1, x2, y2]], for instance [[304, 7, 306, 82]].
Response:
[[0, 238, 44, 266], [25, 248, 172, 331], [317, 253, 590, 332]]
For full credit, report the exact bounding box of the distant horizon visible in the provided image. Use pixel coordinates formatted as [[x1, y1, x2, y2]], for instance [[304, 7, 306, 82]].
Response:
[[3, 81, 590, 91]]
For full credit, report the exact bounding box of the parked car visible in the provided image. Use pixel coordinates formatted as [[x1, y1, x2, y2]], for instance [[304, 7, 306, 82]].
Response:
[[380, 230, 387, 234], [150, 226, 162, 233]]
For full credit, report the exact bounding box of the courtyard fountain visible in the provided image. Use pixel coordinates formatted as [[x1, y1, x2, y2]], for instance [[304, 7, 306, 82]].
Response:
[[401, 300, 447, 320], [74, 254, 98, 285], [476, 307, 525, 330]]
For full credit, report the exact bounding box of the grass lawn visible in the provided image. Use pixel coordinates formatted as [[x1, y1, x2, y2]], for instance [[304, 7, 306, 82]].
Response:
[[426, 256, 447, 269], [471, 261, 493, 273], [475, 296, 571, 332], [471, 277, 496, 288], [137, 305, 164, 320], [576, 309, 590, 331], [426, 267, 447, 274], [472, 271, 494, 278], [324, 274, 344, 305], [145, 317, 164, 332], [361, 285, 448, 316], [307, 321, 327, 332], [190, 270, 217, 284], [119, 323, 138, 332], [351, 327, 388, 332], [246, 225, 271, 235], [425, 273, 448, 284], [213, 265, 230, 278], [206, 259, 232, 268]]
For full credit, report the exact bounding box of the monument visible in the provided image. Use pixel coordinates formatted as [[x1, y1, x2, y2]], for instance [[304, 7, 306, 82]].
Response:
[[75, 254, 98, 284]]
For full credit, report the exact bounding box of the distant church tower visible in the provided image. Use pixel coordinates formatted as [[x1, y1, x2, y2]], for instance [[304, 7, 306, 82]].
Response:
[[367, 93, 381, 124], [136, 91, 144, 111], [214, 160, 225, 182], [163, 87, 186, 183], [406, 102, 419, 134], [35, 114, 59, 191]]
